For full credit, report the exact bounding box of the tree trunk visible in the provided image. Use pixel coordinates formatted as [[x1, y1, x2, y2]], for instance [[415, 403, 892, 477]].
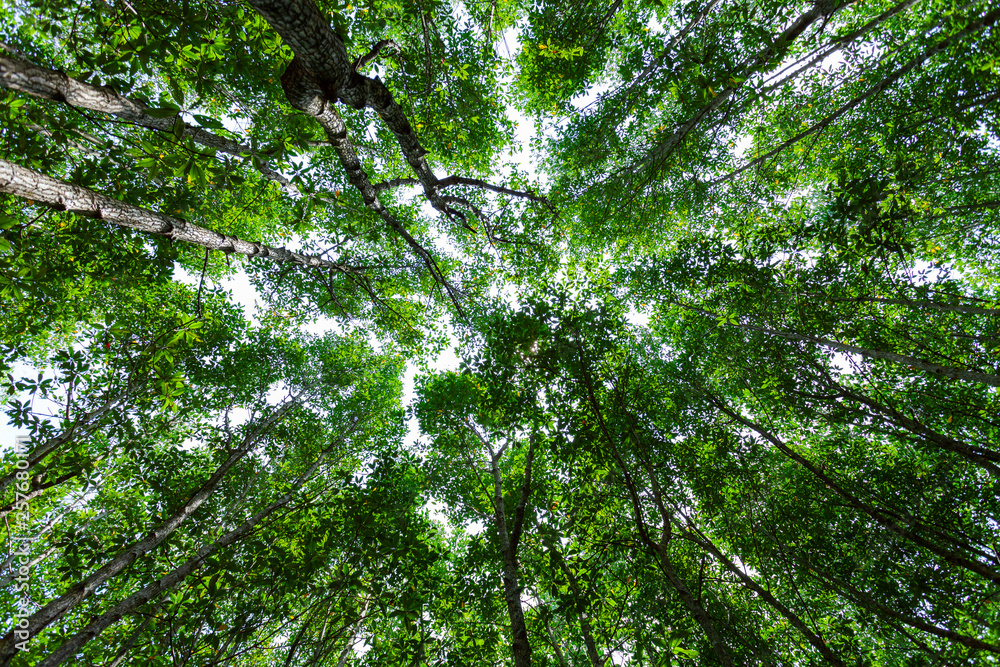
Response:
[[762, 327, 1000, 387], [489, 440, 535, 667], [276, 57, 462, 308], [656, 549, 734, 667], [0, 159, 358, 273], [0, 469, 81, 518], [836, 385, 1000, 477], [574, 345, 734, 667], [0, 396, 302, 665], [706, 393, 1000, 584], [712, 6, 1000, 185], [544, 542, 602, 667], [33, 424, 344, 667], [0, 391, 127, 495], [247, 0, 446, 210], [806, 293, 1000, 316], [642, 0, 844, 169], [104, 600, 166, 667], [760, 526, 1000, 654], [0, 55, 293, 192], [681, 522, 847, 666], [685, 302, 1000, 387]]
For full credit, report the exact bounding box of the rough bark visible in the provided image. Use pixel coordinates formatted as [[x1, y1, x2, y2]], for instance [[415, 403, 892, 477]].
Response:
[[0, 397, 302, 665], [488, 436, 535, 667], [0, 159, 358, 273], [0, 54, 293, 191], [277, 58, 463, 309], [250, 0, 551, 221], [247, 0, 447, 209]]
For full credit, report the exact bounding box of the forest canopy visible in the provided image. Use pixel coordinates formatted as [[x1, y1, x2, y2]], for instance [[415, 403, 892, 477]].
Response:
[[1, 0, 999, 665]]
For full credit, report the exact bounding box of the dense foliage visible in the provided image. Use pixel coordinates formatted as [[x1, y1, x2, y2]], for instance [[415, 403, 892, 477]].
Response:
[[1, 0, 998, 665]]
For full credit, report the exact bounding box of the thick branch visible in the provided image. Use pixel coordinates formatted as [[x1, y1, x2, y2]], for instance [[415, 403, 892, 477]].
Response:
[[353, 39, 399, 72], [278, 58, 465, 312], [0, 159, 356, 272], [247, 0, 448, 206], [0, 54, 293, 192], [682, 301, 1000, 387], [0, 392, 127, 495]]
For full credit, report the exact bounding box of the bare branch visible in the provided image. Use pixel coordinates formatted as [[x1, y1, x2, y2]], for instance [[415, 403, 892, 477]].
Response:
[[352, 39, 399, 72]]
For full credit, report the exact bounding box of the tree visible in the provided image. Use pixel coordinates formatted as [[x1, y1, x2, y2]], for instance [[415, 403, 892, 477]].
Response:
[[2, 0, 999, 664]]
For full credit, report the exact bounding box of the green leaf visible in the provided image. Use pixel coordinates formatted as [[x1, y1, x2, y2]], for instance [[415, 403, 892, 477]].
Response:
[[146, 106, 180, 118]]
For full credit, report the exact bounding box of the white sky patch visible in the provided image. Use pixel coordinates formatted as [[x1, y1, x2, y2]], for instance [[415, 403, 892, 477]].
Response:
[[570, 80, 611, 113], [625, 307, 650, 328], [172, 261, 265, 326], [0, 361, 50, 449], [495, 26, 541, 180]]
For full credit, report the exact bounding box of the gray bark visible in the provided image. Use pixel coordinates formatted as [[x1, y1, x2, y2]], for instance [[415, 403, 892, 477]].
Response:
[[688, 303, 1000, 387], [277, 58, 463, 308], [0, 54, 293, 191], [0, 159, 357, 273], [643, 0, 842, 169], [762, 327, 1000, 387], [488, 435, 536, 667]]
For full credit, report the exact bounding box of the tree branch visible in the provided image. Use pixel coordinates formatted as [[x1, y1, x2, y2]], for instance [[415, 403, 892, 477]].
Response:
[[0, 54, 296, 193], [0, 158, 360, 273]]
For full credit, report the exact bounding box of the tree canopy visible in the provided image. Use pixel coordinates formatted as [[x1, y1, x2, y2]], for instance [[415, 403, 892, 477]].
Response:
[[1, 0, 998, 665]]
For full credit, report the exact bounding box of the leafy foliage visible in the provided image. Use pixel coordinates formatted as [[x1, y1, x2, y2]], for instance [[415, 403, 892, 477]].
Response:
[[1, 0, 998, 665]]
